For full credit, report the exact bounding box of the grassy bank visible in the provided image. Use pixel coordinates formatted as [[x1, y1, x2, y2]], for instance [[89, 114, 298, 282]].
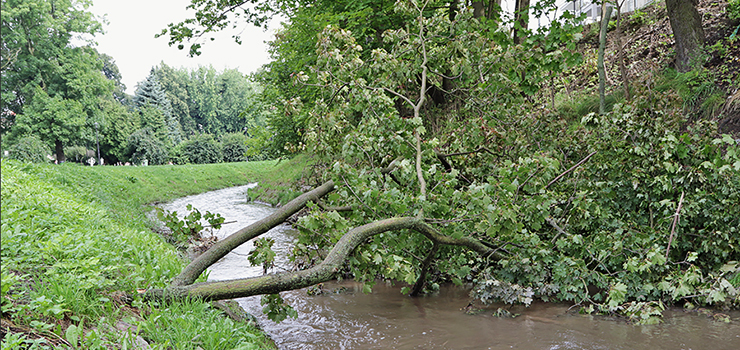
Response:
[[1, 156, 309, 349]]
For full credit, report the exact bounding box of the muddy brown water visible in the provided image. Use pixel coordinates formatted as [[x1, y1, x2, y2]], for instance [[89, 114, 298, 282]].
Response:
[[162, 185, 740, 350]]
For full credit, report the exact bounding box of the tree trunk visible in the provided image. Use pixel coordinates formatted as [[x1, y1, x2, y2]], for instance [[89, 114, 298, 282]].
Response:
[[169, 180, 336, 287], [615, 2, 631, 101], [598, 5, 613, 115], [145, 217, 503, 302], [472, 1, 486, 19], [472, 1, 502, 20], [665, 0, 705, 72], [513, 0, 530, 44], [55, 139, 65, 163]]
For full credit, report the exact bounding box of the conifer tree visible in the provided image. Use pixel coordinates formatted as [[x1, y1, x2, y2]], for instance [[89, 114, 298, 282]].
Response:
[[134, 70, 182, 144]]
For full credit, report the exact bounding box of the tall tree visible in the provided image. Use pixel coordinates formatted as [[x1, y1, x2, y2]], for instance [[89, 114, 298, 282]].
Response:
[[1, 0, 102, 126], [154, 63, 194, 135], [665, 0, 705, 72], [98, 52, 130, 105], [187, 65, 221, 134], [217, 68, 254, 133], [0, 1, 119, 162], [134, 70, 182, 144], [11, 87, 86, 161]]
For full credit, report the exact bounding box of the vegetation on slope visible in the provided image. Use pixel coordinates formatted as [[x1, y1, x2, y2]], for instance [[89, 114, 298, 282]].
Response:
[[0, 159, 307, 348]]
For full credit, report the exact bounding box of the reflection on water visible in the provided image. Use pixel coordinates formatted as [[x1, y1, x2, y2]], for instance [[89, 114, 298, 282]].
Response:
[[162, 186, 740, 350]]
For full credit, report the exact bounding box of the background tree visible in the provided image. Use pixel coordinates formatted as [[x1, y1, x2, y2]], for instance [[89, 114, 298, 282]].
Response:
[[217, 68, 256, 133], [665, 0, 705, 72], [0, 0, 102, 131], [134, 69, 182, 145], [187, 66, 222, 134], [98, 52, 131, 105], [11, 87, 87, 162], [0, 1, 138, 163], [98, 98, 139, 163], [154, 63, 195, 135]]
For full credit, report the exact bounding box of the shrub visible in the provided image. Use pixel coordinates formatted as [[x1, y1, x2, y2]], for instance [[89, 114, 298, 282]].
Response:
[[221, 132, 248, 162], [126, 128, 168, 165], [180, 133, 222, 164], [7, 135, 50, 163], [168, 142, 189, 165], [64, 145, 88, 163]]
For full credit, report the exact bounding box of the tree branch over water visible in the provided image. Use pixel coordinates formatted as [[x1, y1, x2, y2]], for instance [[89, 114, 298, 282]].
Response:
[[170, 180, 336, 287], [145, 216, 503, 302]]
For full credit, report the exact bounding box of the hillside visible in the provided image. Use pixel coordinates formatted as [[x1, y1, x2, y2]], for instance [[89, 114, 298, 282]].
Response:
[[564, 0, 739, 135]]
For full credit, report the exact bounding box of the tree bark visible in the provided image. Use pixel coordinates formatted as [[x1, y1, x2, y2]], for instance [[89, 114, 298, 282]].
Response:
[[146, 217, 504, 302], [598, 5, 613, 115], [169, 180, 336, 287], [55, 139, 66, 163], [513, 0, 530, 44], [615, 1, 631, 101], [472, 1, 503, 20], [665, 0, 705, 72]]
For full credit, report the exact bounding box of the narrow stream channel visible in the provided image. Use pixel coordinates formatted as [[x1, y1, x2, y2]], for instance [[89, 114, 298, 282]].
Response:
[[161, 185, 740, 350]]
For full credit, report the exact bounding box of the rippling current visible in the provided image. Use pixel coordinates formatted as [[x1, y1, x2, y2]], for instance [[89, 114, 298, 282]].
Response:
[[162, 185, 740, 350]]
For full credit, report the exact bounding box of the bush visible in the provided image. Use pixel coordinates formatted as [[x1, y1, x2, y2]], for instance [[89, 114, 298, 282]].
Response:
[[221, 132, 248, 162], [168, 142, 189, 165], [180, 133, 222, 164], [7, 135, 51, 163], [64, 145, 88, 163], [126, 128, 168, 165]]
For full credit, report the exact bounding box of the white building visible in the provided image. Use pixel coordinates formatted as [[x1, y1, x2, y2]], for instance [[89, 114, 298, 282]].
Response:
[[559, 0, 656, 24]]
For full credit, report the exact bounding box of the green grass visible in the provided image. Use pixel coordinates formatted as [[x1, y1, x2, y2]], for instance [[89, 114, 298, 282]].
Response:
[[244, 154, 317, 206], [0, 158, 310, 349]]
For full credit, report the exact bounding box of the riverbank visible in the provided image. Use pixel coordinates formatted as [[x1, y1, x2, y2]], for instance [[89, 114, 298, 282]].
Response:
[[0, 157, 309, 348]]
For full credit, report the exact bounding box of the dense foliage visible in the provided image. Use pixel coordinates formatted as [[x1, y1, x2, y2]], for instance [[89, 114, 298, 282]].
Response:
[[179, 133, 223, 164], [222, 132, 249, 162], [239, 0, 737, 322], [126, 127, 168, 165], [1, 0, 271, 164], [6, 135, 50, 163]]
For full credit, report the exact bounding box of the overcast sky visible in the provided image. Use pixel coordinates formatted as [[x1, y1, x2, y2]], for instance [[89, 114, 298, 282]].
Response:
[[85, 0, 279, 94]]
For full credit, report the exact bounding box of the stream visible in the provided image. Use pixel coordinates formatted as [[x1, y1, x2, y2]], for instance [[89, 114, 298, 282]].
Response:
[[161, 185, 740, 350]]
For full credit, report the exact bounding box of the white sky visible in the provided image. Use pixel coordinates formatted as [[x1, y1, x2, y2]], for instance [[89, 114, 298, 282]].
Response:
[[84, 0, 278, 94]]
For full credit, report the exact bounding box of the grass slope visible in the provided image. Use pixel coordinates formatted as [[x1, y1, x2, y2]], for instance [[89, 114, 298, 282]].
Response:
[[1, 158, 309, 349]]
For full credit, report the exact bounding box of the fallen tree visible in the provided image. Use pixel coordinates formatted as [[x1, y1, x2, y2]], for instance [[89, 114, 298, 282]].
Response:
[[169, 180, 336, 287], [146, 197, 504, 302]]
